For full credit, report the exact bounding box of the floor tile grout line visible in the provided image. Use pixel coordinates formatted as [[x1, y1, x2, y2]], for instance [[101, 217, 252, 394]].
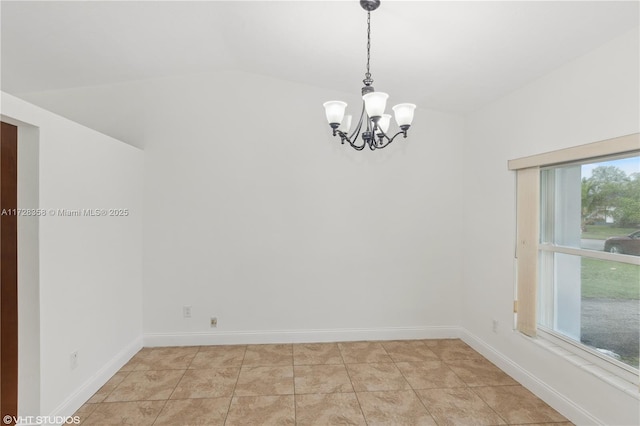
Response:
[[289, 344, 299, 424], [91, 369, 132, 404], [293, 368, 297, 424], [223, 344, 247, 426], [452, 362, 510, 425], [392, 353, 440, 424], [162, 369, 190, 400], [394, 340, 512, 425], [150, 399, 170, 426], [149, 346, 199, 421], [184, 346, 199, 370], [469, 385, 521, 426], [348, 343, 391, 425]]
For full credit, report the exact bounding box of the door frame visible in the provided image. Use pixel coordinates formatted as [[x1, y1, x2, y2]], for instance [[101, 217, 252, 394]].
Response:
[[1, 121, 19, 423]]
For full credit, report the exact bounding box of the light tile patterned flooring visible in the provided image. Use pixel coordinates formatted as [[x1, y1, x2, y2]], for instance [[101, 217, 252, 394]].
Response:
[[74, 339, 574, 425]]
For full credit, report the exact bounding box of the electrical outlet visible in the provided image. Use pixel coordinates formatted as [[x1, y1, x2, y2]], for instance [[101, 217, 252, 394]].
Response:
[[70, 350, 78, 370], [492, 319, 499, 333], [210, 317, 217, 327], [183, 306, 192, 318]]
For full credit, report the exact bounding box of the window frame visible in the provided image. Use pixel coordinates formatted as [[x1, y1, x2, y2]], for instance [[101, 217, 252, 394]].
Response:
[[509, 133, 640, 383], [537, 326, 639, 383]]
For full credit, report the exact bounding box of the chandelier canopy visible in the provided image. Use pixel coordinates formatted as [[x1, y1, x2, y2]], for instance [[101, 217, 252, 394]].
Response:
[[323, 0, 416, 151]]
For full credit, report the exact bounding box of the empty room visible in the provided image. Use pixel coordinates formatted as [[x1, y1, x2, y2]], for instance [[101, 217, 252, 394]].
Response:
[[0, 0, 638, 425]]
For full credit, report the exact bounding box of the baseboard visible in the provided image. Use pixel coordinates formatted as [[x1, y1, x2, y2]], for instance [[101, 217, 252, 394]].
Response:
[[458, 328, 604, 425], [38, 336, 143, 426], [144, 325, 462, 347]]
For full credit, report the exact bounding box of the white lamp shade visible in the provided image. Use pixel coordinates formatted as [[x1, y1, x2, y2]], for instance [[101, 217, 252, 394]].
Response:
[[377, 114, 391, 134], [362, 92, 388, 118], [323, 101, 347, 124], [338, 115, 352, 133], [392, 103, 416, 127]]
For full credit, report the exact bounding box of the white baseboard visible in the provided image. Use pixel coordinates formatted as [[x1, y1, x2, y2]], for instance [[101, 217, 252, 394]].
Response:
[[144, 325, 462, 347], [459, 328, 603, 426], [38, 336, 143, 426]]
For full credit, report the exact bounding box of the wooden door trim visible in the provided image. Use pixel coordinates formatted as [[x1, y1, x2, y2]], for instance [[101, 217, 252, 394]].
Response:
[[1, 121, 18, 423]]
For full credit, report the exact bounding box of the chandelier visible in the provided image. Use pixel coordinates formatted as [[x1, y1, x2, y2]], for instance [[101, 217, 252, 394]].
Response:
[[323, 0, 416, 151]]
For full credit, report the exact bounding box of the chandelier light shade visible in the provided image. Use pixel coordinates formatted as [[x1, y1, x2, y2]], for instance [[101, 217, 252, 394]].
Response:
[[323, 101, 347, 125], [339, 115, 353, 133], [362, 92, 388, 119], [392, 103, 417, 127], [323, 0, 416, 151], [378, 114, 391, 134]]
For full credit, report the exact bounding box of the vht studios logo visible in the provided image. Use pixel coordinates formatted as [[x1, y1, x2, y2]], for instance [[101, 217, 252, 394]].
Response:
[[3, 415, 80, 425]]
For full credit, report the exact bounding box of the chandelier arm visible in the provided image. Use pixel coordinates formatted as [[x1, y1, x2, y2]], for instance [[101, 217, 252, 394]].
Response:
[[347, 102, 367, 141], [331, 110, 368, 150], [351, 139, 367, 150], [375, 129, 407, 149], [347, 127, 364, 148], [335, 130, 367, 150], [348, 134, 367, 150]]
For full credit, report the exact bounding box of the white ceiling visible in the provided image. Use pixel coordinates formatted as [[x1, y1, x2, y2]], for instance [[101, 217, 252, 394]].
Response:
[[1, 0, 638, 113]]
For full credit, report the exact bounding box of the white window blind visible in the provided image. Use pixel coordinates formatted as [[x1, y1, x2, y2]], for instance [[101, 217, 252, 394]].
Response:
[[515, 166, 540, 337]]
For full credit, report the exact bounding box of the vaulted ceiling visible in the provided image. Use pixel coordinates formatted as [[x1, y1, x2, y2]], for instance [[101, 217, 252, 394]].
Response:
[[2, 0, 638, 113]]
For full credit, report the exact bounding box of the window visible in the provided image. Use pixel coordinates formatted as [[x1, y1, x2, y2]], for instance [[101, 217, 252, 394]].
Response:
[[509, 133, 640, 381], [539, 155, 639, 372]]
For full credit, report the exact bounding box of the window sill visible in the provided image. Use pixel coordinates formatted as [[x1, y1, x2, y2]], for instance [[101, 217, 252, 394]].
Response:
[[525, 332, 639, 399]]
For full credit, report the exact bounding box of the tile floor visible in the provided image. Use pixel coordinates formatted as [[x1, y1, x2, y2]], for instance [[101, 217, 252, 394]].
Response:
[[73, 339, 573, 425]]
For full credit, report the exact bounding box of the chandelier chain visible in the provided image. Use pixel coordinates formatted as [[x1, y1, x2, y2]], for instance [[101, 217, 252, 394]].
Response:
[[366, 11, 370, 78], [364, 11, 373, 86]]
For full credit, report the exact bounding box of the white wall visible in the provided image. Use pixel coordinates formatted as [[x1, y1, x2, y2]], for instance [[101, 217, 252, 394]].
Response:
[[463, 27, 639, 425], [17, 71, 467, 344], [138, 71, 465, 343], [1, 93, 144, 416]]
